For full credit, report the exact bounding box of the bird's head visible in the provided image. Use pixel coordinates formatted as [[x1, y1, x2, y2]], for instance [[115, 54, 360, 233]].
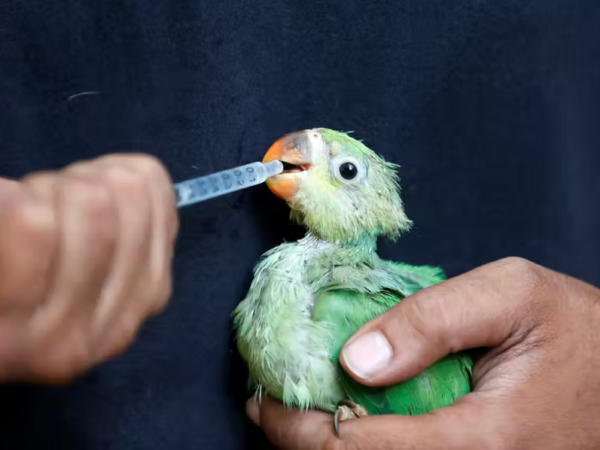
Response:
[[263, 128, 411, 242]]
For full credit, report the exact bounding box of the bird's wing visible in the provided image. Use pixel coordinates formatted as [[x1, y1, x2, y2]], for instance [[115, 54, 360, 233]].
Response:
[[312, 263, 473, 415]]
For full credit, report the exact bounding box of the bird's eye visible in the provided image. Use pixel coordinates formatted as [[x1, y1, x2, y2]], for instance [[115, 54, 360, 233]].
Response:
[[339, 162, 358, 180], [331, 156, 363, 183]]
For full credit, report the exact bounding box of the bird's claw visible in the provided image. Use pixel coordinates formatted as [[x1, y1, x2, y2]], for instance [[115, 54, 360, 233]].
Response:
[[334, 400, 368, 435]]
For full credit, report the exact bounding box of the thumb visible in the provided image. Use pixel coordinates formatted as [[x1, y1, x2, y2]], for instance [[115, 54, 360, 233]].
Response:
[[339, 257, 552, 385]]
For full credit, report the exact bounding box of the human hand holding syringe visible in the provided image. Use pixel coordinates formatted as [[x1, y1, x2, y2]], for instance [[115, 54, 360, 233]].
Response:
[[0, 153, 281, 382]]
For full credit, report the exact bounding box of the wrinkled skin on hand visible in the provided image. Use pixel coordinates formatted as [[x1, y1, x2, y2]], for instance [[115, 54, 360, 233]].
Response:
[[0, 154, 178, 383], [247, 258, 600, 450]]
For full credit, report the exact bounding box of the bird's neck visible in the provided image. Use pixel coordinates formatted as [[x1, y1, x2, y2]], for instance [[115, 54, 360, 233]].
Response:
[[299, 232, 378, 261]]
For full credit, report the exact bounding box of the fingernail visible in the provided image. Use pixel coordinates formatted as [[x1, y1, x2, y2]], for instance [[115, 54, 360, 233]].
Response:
[[246, 398, 261, 426], [342, 331, 393, 380]]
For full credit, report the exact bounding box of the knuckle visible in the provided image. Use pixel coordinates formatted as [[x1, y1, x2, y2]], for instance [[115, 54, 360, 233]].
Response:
[[496, 257, 545, 301], [63, 160, 92, 176], [104, 166, 146, 195], [64, 177, 113, 218], [139, 281, 171, 318], [153, 258, 173, 297], [497, 257, 540, 284], [35, 338, 92, 381], [151, 276, 173, 314], [20, 171, 54, 188], [63, 341, 93, 373], [119, 313, 142, 342], [155, 275, 173, 306], [404, 296, 433, 335], [116, 313, 139, 342], [106, 314, 141, 357], [405, 290, 454, 346], [11, 200, 56, 242], [396, 283, 472, 356], [120, 313, 141, 340], [133, 155, 169, 181], [144, 256, 174, 313]]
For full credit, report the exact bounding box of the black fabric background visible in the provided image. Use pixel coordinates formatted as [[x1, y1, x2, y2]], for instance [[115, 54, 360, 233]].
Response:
[[0, 1, 599, 449]]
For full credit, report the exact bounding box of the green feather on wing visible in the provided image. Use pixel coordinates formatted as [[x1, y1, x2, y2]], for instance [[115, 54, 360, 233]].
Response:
[[311, 264, 473, 416]]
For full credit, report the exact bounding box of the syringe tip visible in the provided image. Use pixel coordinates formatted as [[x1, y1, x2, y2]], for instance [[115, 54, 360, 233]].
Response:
[[263, 160, 284, 178]]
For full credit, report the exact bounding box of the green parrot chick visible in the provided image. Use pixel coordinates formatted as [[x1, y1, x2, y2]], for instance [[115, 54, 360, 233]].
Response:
[[233, 128, 472, 426], [264, 128, 411, 242]]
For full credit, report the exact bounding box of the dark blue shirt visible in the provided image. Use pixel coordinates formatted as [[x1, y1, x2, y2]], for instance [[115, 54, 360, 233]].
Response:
[[1, 1, 599, 448]]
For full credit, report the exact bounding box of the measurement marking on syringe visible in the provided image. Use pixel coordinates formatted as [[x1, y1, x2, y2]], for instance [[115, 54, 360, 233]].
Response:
[[174, 160, 283, 207]]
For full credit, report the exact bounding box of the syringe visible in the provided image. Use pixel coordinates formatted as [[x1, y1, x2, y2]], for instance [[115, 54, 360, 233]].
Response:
[[174, 160, 283, 208]]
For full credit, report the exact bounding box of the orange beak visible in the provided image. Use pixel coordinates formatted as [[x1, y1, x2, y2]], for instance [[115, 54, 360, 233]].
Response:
[[263, 131, 314, 202]]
